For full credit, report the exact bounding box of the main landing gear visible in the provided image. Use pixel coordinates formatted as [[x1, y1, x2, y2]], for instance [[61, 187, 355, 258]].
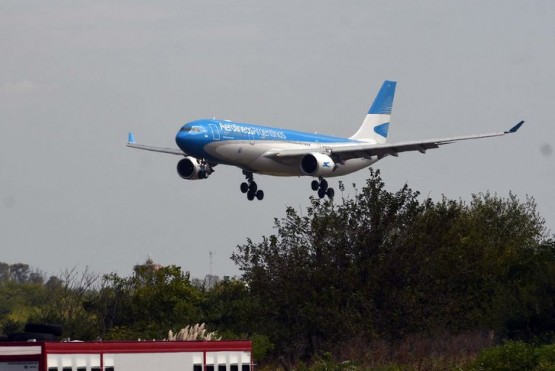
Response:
[[240, 170, 264, 201], [311, 177, 334, 199]]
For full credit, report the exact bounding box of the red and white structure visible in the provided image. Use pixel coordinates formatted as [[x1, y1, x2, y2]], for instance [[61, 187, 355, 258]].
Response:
[[0, 340, 252, 371]]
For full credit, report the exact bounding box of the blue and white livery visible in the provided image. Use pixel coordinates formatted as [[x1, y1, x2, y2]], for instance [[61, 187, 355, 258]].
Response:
[[128, 81, 524, 201]]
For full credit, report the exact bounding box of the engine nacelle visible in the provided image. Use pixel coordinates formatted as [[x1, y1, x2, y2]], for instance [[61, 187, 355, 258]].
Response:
[[176, 157, 208, 180], [300, 153, 336, 176]]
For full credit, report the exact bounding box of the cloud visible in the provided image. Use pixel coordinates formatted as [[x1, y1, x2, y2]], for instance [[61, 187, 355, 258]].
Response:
[[0, 80, 39, 95]]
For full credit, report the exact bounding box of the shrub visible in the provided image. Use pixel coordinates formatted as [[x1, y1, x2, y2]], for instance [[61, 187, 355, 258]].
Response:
[[473, 341, 538, 370], [535, 344, 555, 371]]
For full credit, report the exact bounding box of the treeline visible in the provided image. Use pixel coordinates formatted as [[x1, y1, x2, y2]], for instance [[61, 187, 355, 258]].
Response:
[[0, 262, 45, 284], [1, 170, 554, 369], [232, 170, 555, 365]]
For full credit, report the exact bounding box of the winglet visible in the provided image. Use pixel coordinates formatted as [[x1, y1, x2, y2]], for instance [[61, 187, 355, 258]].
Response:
[[128, 132, 136, 144], [506, 121, 524, 134]]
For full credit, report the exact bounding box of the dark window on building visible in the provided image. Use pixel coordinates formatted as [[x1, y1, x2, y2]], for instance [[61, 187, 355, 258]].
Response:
[[62, 368, 72, 371], [230, 365, 238, 371], [206, 366, 214, 371], [105, 367, 115, 371], [218, 365, 227, 371], [242, 365, 250, 371], [91, 368, 101, 371], [48, 368, 57, 371], [77, 368, 86, 371], [193, 365, 202, 371]]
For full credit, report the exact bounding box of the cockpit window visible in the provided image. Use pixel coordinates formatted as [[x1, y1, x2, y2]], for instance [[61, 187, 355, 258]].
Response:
[[180, 125, 204, 133]]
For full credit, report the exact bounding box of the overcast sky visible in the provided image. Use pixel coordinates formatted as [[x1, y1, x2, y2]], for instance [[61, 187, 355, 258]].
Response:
[[1, 0, 554, 279]]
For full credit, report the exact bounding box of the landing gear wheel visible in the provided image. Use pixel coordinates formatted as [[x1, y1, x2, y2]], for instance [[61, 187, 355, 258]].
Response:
[[320, 179, 328, 191], [311, 180, 319, 191], [241, 170, 264, 201], [240, 182, 249, 193], [312, 177, 331, 198]]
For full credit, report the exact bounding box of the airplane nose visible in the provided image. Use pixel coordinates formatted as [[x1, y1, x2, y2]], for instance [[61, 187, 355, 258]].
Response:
[[175, 131, 187, 146]]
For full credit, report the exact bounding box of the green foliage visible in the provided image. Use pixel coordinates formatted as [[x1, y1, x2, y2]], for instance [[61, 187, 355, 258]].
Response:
[[232, 169, 555, 361], [0, 263, 45, 284], [472, 341, 555, 370], [251, 333, 274, 362], [94, 261, 202, 340], [309, 352, 358, 371], [32, 267, 99, 339], [0, 279, 50, 328], [1, 318, 22, 335], [536, 344, 555, 370], [232, 170, 427, 358], [200, 277, 253, 335]]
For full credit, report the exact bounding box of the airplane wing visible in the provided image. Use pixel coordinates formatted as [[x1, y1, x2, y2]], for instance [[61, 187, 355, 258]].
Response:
[[264, 121, 524, 162], [126, 132, 186, 156]]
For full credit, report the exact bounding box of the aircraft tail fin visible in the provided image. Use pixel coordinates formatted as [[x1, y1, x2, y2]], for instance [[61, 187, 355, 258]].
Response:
[[128, 132, 136, 144], [350, 80, 397, 143]]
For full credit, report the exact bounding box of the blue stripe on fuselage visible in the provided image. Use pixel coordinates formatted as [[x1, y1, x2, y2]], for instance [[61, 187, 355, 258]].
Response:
[[175, 119, 356, 162]]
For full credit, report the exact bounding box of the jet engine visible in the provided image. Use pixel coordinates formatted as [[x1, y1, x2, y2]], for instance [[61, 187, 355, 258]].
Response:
[[176, 157, 211, 180], [300, 153, 336, 176]]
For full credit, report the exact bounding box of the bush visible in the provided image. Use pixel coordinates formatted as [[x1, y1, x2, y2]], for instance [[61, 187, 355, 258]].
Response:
[[536, 344, 555, 371], [307, 352, 358, 371], [251, 333, 274, 361], [472, 341, 555, 370]]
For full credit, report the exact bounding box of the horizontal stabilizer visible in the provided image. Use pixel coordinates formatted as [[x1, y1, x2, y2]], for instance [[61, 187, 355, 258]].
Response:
[[126, 132, 185, 155]]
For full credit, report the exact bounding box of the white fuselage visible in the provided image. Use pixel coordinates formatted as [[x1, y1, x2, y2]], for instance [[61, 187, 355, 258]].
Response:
[[204, 140, 379, 177]]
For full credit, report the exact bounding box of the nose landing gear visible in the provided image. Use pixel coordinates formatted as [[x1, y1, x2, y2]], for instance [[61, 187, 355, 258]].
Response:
[[311, 177, 334, 199], [240, 171, 264, 201]]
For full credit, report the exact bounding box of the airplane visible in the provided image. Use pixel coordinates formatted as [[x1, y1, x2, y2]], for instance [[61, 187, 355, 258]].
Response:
[[127, 80, 524, 201]]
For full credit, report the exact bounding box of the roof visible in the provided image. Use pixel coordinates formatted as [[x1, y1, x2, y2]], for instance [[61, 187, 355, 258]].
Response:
[[0, 340, 252, 355]]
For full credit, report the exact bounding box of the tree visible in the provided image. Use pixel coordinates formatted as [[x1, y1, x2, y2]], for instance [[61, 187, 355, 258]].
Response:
[[34, 266, 99, 339], [93, 260, 203, 340], [232, 170, 425, 359], [201, 277, 253, 335], [0, 263, 9, 282], [232, 169, 555, 362], [9, 263, 30, 283]]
